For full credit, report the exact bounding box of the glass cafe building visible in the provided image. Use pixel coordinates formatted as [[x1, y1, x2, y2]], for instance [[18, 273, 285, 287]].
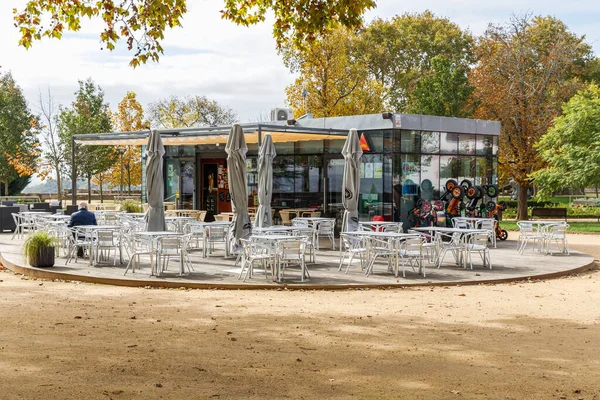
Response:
[[74, 113, 500, 225]]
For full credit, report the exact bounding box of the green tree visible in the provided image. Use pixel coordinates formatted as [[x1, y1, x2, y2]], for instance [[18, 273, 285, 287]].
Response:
[[407, 56, 475, 117], [0, 71, 41, 196], [14, 0, 375, 67], [471, 15, 594, 220], [357, 11, 475, 112], [284, 26, 384, 118], [58, 79, 115, 203], [148, 95, 237, 129], [532, 84, 600, 197]]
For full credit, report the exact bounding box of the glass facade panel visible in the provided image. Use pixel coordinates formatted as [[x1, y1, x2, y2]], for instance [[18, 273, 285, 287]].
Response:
[[458, 157, 476, 186], [325, 139, 345, 153], [476, 135, 493, 156], [365, 131, 385, 153], [296, 140, 323, 154], [165, 158, 180, 202], [492, 136, 499, 155], [440, 132, 459, 154], [272, 156, 295, 207], [359, 154, 384, 219], [440, 156, 458, 184], [400, 130, 420, 153], [420, 155, 440, 200], [275, 142, 294, 155], [421, 131, 440, 154], [459, 134, 476, 155]]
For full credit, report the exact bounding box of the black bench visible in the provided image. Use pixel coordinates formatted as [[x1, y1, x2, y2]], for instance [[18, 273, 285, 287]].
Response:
[[531, 208, 567, 221]]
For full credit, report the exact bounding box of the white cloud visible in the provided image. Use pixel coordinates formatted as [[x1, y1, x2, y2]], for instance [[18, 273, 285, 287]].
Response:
[[1, 0, 599, 124]]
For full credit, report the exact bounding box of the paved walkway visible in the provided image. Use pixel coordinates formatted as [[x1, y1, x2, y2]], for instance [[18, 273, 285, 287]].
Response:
[[0, 233, 593, 289]]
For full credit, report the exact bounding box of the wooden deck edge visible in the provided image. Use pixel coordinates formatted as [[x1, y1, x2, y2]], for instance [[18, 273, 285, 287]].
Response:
[[0, 251, 596, 291]]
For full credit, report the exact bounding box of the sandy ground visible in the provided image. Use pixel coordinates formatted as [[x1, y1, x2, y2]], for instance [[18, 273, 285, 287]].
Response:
[[1, 234, 600, 400]]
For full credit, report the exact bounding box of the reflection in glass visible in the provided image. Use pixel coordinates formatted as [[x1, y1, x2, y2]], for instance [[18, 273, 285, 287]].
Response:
[[360, 154, 384, 220], [400, 130, 420, 153], [458, 157, 476, 186], [421, 131, 440, 154], [440, 156, 458, 184], [421, 155, 440, 199], [440, 132, 459, 154], [296, 140, 323, 154], [459, 134, 476, 155], [476, 135, 493, 156]]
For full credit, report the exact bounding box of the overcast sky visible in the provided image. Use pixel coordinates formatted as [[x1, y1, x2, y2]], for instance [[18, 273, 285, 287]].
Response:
[[1, 0, 599, 125]]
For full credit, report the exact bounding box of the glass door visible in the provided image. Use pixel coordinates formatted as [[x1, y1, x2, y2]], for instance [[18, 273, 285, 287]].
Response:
[[324, 156, 345, 221], [179, 159, 195, 209]]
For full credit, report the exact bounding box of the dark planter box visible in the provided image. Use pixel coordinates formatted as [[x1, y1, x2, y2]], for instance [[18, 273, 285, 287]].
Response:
[[29, 247, 55, 268]]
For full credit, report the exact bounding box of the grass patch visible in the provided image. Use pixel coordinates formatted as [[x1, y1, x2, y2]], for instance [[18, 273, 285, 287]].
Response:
[[500, 221, 600, 233]]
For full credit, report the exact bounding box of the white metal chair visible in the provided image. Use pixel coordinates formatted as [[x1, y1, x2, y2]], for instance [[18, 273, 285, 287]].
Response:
[[204, 225, 228, 257], [464, 232, 492, 269], [516, 222, 544, 254], [397, 236, 425, 278], [364, 237, 397, 276], [435, 232, 466, 269], [478, 219, 497, 248], [93, 229, 121, 266], [238, 238, 272, 281], [123, 231, 153, 275], [278, 238, 310, 282], [546, 224, 569, 255], [155, 236, 191, 276], [65, 227, 93, 265], [316, 220, 335, 250], [452, 218, 469, 229], [12, 213, 34, 239], [338, 233, 367, 273]]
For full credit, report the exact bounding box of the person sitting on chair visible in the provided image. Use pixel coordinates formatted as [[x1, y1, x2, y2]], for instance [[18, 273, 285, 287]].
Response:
[[68, 202, 97, 257]]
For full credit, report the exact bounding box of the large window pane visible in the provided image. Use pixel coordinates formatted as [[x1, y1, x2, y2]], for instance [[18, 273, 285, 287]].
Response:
[[359, 154, 384, 219], [476, 135, 493, 156], [392, 154, 420, 227], [400, 130, 420, 153], [458, 157, 476, 186], [272, 156, 295, 207], [296, 140, 323, 154], [459, 134, 476, 155], [325, 139, 345, 153], [440, 132, 459, 154], [365, 131, 385, 153], [274, 142, 294, 155], [492, 136, 499, 155], [440, 156, 458, 186], [165, 158, 180, 202], [421, 155, 440, 200], [294, 156, 323, 193], [421, 131, 440, 154]]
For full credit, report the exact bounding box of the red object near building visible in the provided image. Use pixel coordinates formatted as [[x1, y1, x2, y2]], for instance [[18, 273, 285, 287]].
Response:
[[371, 215, 385, 231]]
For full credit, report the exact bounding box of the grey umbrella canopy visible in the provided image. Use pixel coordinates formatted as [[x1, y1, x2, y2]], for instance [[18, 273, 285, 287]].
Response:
[[225, 124, 251, 252], [255, 133, 276, 228], [341, 129, 363, 233], [144, 130, 166, 232]]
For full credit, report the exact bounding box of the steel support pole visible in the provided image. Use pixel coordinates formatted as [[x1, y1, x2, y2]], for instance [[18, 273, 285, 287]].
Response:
[[71, 136, 77, 205]]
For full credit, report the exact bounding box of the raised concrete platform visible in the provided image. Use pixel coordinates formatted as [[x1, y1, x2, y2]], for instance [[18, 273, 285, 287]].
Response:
[[0, 233, 594, 289]]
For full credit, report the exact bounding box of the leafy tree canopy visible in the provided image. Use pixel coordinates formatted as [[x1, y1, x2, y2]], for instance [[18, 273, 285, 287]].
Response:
[[532, 83, 600, 197], [148, 95, 237, 129], [14, 0, 375, 67]]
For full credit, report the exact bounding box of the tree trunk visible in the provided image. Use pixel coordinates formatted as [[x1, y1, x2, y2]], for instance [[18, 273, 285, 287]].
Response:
[[100, 181, 104, 203], [56, 169, 62, 203], [595, 185, 598, 198], [4, 181, 8, 196], [87, 175, 92, 203], [128, 168, 132, 195], [517, 183, 530, 221]]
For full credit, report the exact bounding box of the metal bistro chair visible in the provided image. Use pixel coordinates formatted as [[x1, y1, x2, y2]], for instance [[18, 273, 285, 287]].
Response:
[[546, 224, 569, 255], [278, 237, 310, 282], [463, 231, 492, 269], [238, 238, 272, 282], [93, 229, 121, 266], [364, 236, 397, 277], [65, 227, 93, 265], [155, 235, 192, 276], [452, 218, 470, 229], [293, 225, 317, 263], [123, 231, 153, 275], [516, 222, 545, 254], [316, 220, 335, 250], [396, 236, 425, 278], [338, 233, 368, 274], [204, 224, 228, 257], [11, 213, 34, 239], [478, 219, 497, 248]]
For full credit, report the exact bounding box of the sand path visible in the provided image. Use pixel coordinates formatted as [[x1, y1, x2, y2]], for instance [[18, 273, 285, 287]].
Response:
[[1, 234, 599, 399]]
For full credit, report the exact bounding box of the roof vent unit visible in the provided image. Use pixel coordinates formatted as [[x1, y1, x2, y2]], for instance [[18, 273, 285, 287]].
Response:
[[271, 108, 293, 121]]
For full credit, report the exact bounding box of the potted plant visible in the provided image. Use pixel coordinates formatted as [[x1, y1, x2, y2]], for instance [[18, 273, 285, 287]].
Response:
[[119, 200, 142, 213], [23, 231, 58, 268]]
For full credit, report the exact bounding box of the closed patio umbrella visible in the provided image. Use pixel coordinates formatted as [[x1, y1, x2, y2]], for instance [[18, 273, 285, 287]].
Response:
[[144, 129, 166, 232], [341, 129, 363, 233], [255, 133, 276, 228], [225, 124, 251, 252]]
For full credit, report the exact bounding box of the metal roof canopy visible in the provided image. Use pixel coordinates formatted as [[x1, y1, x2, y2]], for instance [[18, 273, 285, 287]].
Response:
[[74, 124, 350, 146]]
